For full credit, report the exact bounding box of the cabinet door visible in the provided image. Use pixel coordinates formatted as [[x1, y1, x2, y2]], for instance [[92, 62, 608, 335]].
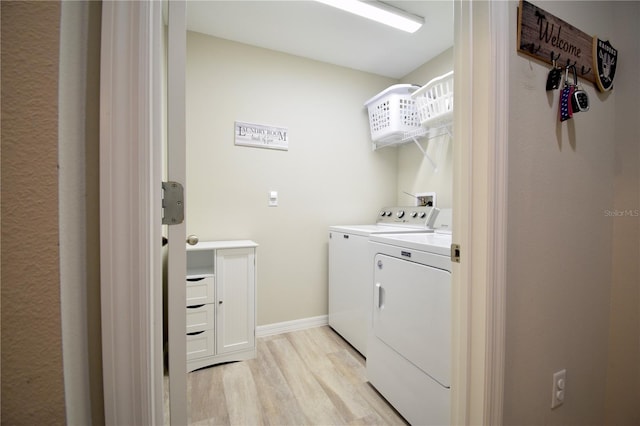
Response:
[[216, 247, 255, 354]]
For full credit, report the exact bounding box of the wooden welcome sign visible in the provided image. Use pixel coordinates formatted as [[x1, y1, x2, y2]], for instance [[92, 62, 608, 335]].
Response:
[[517, 0, 596, 84]]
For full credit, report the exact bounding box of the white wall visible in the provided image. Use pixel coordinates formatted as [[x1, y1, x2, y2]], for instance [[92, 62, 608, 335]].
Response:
[[186, 32, 398, 325], [504, 1, 639, 424], [399, 48, 454, 207]]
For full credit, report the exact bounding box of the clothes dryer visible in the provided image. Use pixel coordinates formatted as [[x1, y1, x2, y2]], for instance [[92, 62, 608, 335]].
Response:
[[366, 212, 452, 425]]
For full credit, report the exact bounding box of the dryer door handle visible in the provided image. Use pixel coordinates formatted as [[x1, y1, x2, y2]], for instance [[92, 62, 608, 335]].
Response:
[[375, 283, 385, 309]]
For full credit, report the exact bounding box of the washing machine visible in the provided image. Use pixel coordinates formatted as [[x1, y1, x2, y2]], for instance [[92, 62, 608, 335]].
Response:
[[328, 206, 439, 356], [366, 210, 452, 425]]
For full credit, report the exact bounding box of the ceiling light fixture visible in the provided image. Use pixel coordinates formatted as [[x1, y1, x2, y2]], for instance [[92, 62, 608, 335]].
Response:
[[315, 0, 424, 33]]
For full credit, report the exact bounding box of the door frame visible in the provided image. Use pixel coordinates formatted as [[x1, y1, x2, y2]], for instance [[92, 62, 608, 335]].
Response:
[[166, 1, 188, 424], [99, 1, 164, 424], [451, 1, 508, 424], [99, 1, 509, 423]]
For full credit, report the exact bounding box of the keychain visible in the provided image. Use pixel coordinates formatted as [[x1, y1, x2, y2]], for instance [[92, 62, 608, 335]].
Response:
[[546, 58, 563, 91], [559, 65, 575, 122], [568, 65, 589, 112]]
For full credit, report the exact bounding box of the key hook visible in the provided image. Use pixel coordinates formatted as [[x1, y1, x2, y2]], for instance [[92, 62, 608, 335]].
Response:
[[565, 64, 578, 86]]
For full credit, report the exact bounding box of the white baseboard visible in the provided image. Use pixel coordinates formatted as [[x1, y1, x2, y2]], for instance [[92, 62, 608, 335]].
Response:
[[256, 315, 328, 338]]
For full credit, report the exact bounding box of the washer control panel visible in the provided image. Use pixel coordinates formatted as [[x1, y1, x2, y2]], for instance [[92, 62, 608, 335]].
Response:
[[377, 206, 438, 228]]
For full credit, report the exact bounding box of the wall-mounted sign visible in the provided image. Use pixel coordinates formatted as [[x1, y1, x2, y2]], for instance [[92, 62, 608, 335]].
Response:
[[593, 38, 617, 92], [517, 0, 595, 83], [517, 0, 618, 92], [235, 121, 288, 151]]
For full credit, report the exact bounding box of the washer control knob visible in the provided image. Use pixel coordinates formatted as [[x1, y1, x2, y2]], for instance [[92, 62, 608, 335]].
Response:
[[396, 210, 405, 218], [379, 211, 386, 217], [410, 211, 418, 218], [385, 211, 392, 216], [419, 211, 427, 218]]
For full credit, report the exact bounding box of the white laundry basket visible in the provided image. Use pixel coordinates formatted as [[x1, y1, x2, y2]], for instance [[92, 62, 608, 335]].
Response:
[[411, 71, 453, 128], [364, 84, 421, 143]]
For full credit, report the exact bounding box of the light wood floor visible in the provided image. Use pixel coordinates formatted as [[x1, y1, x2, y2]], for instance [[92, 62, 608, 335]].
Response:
[[168, 326, 408, 425]]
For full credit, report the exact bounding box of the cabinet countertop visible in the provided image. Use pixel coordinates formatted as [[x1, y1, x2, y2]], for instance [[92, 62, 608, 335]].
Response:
[[186, 240, 258, 251]]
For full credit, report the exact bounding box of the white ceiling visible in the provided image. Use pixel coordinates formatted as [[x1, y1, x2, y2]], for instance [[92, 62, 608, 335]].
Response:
[[186, 0, 454, 79]]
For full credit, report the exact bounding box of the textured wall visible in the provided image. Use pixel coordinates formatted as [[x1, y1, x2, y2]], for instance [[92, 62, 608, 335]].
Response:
[[1, 1, 66, 424]]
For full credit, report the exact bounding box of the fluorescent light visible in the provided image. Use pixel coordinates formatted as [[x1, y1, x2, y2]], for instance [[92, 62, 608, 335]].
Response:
[[315, 0, 424, 33]]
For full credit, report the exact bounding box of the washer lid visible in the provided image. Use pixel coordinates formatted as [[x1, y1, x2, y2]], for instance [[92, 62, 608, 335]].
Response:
[[329, 224, 434, 238], [369, 232, 451, 256]]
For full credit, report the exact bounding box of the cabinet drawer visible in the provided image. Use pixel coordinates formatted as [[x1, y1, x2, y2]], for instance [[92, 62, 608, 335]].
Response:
[[186, 329, 215, 360], [186, 304, 215, 333], [186, 276, 214, 305]]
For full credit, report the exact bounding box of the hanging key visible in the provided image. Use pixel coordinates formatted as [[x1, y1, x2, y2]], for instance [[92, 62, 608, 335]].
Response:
[[546, 58, 562, 91]]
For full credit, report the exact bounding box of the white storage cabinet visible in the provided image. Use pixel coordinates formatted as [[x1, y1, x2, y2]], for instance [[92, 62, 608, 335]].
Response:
[[186, 240, 257, 372]]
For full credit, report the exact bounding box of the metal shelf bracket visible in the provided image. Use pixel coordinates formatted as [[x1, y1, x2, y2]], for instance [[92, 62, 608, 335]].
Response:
[[402, 123, 452, 170], [371, 121, 452, 172]]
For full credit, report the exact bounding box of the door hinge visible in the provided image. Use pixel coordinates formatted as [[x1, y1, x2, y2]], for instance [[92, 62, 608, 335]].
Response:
[[162, 181, 184, 225], [451, 243, 461, 263]]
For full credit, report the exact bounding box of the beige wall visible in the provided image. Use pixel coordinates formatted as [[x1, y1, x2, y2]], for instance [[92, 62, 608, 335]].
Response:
[[186, 33, 398, 325], [1, 1, 66, 423], [504, 1, 639, 424], [186, 33, 454, 326], [605, 3, 640, 424], [398, 47, 454, 208], [1, 2, 103, 424]]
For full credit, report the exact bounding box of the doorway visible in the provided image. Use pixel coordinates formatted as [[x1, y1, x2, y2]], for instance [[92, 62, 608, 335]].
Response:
[[178, 1, 453, 423], [99, 1, 509, 424]]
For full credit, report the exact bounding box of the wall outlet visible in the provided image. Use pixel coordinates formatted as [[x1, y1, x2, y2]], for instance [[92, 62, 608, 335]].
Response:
[[551, 369, 566, 409], [415, 192, 436, 207]]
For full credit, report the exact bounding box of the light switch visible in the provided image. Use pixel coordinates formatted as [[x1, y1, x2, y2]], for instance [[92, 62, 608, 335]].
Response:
[[269, 190, 278, 207]]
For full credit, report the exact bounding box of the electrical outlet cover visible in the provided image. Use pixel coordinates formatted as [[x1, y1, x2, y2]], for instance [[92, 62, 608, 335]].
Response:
[[551, 369, 566, 409]]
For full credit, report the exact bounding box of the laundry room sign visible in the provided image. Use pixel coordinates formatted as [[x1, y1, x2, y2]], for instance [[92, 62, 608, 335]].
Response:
[[235, 121, 288, 151]]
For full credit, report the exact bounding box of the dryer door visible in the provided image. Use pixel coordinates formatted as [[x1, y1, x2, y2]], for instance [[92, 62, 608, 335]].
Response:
[[373, 253, 451, 387]]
